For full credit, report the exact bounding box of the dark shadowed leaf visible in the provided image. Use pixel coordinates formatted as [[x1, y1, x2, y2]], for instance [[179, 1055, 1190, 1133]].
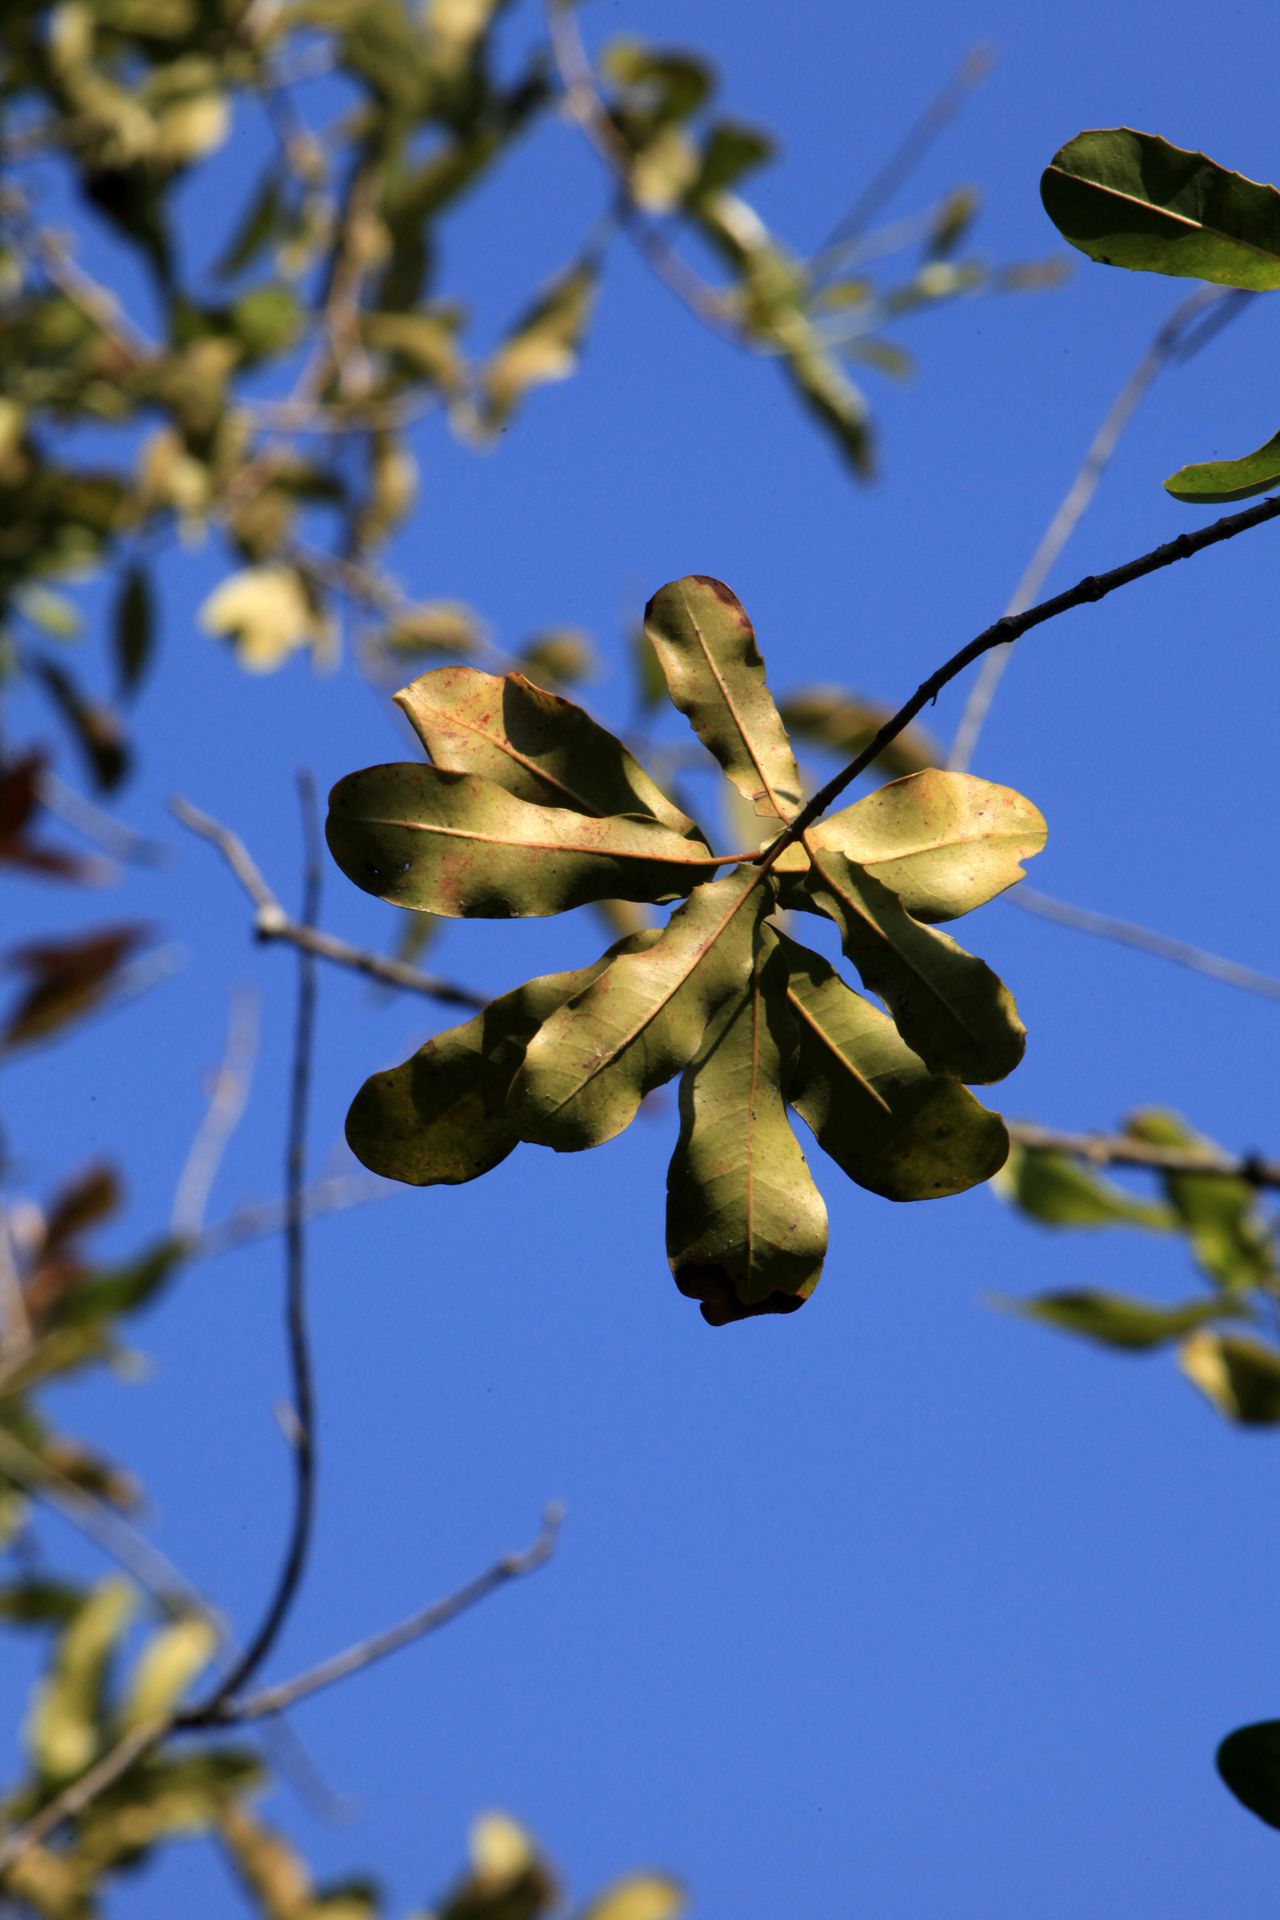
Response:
[[778, 686, 941, 777], [0, 755, 95, 881], [667, 927, 827, 1324], [112, 563, 153, 699], [1218, 1722, 1280, 1830], [780, 933, 1008, 1200], [32, 660, 130, 791], [0, 1581, 85, 1628], [512, 867, 770, 1151], [804, 847, 1025, 1083], [808, 770, 1046, 921], [326, 765, 720, 917], [347, 935, 657, 1185], [1, 925, 152, 1053], [994, 1290, 1238, 1351], [396, 668, 701, 835], [644, 577, 802, 820], [1165, 428, 1280, 503], [1179, 1330, 1280, 1424], [1041, 130, 1280, 288]]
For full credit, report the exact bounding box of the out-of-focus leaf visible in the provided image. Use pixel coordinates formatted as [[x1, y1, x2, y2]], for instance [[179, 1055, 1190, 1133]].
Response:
[[27, 1577, 135, 1781], [1218, 1722, 1280, 1831], [0, 755, 95, 880], [780, 933, 1008, 1200], [199, 565, 318, 673], [1041, 130, 1280, 288], [378, 604, 484, 659], [396, 667, 701, 835], [808, 770, 1045, 921], [215, 1801, 313, 1920], [688, 122, 773, 202], [994, 1290, 1238, 1351], [1126, 1109, 1277, 1290], [77, 1749, 264, 1873], [477, 262, 597, 432], [601, 39, 713, 123], [515, 629, 594, 688], [214, 170, 285, 281], [1, 924, 151, 1053], [1179, 1330, 1280, 1424], [585, 1878, 685, 1920], [113, 563, 153, 699], [804, 848, 1025, 1083], [346, 935, 656, 1185], [777, 686, 940, 776], [437, 1811, 557, 1920], [31, 660, 129, 792], [326, 765, 719, 917], [512, 867, 769, 1151], [229, 285, 303, 361], [926, 186, 981, 260], [58, 1239, 186, 1327], [0, 1580, 85, 1627], [667, 926, 826, 1324], [362, 309, 464, 392], [44, 1163, 121, 1250], [996, 1144, 1175, 1231], [116, 1615, 217, 1730], [644, 576, 802, 821], [1165, 428, 1280, 504]]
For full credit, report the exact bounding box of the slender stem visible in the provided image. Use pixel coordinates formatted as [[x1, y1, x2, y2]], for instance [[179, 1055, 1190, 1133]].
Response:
[[185, 778, 322, 1715], [1007, 1122, 1280, 1190], [759, 491, 1280, 865], [0, 1722, 169, 1875], [1008, 886, 1280, 1006], [171, 987, 262, 1237], [191, 1506, 563, 1726]]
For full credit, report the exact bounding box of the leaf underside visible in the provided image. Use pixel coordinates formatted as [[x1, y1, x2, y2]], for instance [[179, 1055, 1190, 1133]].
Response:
[[332, 578, 1041, 1321]]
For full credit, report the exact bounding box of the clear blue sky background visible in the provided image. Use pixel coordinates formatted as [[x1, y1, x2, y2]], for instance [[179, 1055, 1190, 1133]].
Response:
[[6, 1, 1280, 1914]]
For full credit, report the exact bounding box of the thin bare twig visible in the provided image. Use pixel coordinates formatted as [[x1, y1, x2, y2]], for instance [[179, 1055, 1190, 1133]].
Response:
[[187, 778, 323, 1718], [1007, 1121, 1280, 1190], [190, 1505, 564, 1725], [193, 1174, 392, 1264], [171, 987, 262, 1238], [949, 286, 1245, 774], [0, 1205, 33, 1369], [35, 769, 168, 868], [0, 1721, 169, 1876], [544, 0, 742, 344], [1007, 886, 1280, 1005], [759, 491, 1280, 865], [809, 44, 995, 282], [169, 796, 485, 1009]]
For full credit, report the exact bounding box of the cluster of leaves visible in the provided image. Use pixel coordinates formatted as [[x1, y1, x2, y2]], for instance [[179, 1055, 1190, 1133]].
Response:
[[329, 574, 1045, 1324], [1042, 128, 1280, 501]]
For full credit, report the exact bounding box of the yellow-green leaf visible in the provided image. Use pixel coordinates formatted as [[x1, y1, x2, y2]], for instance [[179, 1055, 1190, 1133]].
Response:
[[996, 1143, 1175, 1232], [346, 934, 658, 1185], [199, 566, 316, 673], [807, 770, 1046, 921], [644, 576, 802, 820], [26, 1577, 135, 1781], [1179, 1330, 1280, 1423], [478, 262, 597, 433], [1041, 130, 1280, 289], [803, 846, 1025, 1083], [116, 1614, 218, 1730], [1165, 427, 1280, 504], [780, 933, 1008, 1199], [667, 926, 826, 1323], [326, 766, 722, 918], [995, 1290, 1240, 1351], [512, 867, 770, 1151], [1126, 1109, 1277, 1290], [396, 667, 702, 836], [584, 1876, 686, 1920]]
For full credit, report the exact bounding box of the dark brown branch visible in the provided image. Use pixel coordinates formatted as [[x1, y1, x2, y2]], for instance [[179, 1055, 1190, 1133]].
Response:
[[185, 777, 322, 1717], [186, 1505, 563, 1726], [1008, 1122, 1280, 1190], [170, 796, 485, 1009], [761, 491, 1280, 864]]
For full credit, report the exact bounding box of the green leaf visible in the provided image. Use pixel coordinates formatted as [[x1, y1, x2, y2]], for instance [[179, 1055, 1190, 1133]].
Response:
[[477, 261, 597, 433], [511, 866, 770, 1150], [113, 563, 153, 699], [346, 934, 657, 1185], [213, 170, 285, 281], [383, 602, 486, 657], [688, 122, 773, 202], [1041, 130, 1280, 289], [803, 847, 1025, 1083], [0, 1580, 86, 1628], [1126, 1109, 1277, 1290], [994, 1290, 1238, 1352], [1165, 428, 1280, 504], [396, 667, 702, 836], [515, 629, 595, 688], [27, 1577, 135, 1781], [779, 933, 1008, 1200], [644, 576, 802, 820], [996, 1144, 1175, 1231], [116, 1615, 218, 1730], [667, 926, 827, 1324], [78, 1750, 264, 1872], [1218, 1722, 1280, 1830], [585, 1877, 686, 1920], [1179, 1330, 1280, 1424], [326, 766, 721, 917], [807, 770, 1046, 921]]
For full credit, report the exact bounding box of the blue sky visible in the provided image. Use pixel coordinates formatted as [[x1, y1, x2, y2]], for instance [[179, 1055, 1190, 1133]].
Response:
[[5, 1, 1280, 1914]]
